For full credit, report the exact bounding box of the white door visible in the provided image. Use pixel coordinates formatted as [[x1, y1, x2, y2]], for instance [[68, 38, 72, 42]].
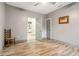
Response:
[[27, 17, 36, 42]]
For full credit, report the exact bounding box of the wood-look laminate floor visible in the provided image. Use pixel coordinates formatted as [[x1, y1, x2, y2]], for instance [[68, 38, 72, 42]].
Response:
[[1, 39, 79, 56]]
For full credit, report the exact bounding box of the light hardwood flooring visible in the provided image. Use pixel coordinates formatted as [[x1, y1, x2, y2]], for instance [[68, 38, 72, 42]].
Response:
[[1, 39, 79, 56]]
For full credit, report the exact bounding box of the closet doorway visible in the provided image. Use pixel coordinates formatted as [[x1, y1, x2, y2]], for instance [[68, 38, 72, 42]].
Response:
[[27, 17, 36, 42], [46, 19, 50, 40]]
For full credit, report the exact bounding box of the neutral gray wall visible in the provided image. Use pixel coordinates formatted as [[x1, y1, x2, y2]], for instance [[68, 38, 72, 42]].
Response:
[[47, 2, 79, 46], [0, 3, 5, 51], [42, 16, 47, 39], [36, 17, 42, 40], [5, 5, 44, 41]]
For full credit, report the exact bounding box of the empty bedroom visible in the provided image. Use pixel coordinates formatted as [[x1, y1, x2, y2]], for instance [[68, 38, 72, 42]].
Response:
[[0, 2, 79, 56]]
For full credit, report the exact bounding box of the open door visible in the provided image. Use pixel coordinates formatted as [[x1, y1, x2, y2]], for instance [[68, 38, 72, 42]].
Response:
[[46, 19, 50, 40], [27, 17, 36, 42]]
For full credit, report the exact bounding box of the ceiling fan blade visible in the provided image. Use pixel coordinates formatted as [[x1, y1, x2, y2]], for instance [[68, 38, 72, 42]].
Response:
[[33, 2, 40, 6], [49, 2, 56, 5]]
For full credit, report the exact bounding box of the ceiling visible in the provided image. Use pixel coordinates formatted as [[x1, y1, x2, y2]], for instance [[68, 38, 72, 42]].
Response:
[[6, 2, 72, 14]]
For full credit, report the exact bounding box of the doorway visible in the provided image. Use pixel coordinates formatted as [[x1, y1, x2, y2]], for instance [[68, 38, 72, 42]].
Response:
[[46, 19, 50, 40], [27, 17, 36, 42]]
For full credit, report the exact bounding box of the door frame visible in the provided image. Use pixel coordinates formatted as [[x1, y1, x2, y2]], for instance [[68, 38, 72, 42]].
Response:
[[26, 17, 36, 42], [46, 18, 52, 40]]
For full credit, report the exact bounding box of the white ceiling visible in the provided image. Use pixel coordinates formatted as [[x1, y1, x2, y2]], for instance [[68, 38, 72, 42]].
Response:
[[6, 2, 72, 14]]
